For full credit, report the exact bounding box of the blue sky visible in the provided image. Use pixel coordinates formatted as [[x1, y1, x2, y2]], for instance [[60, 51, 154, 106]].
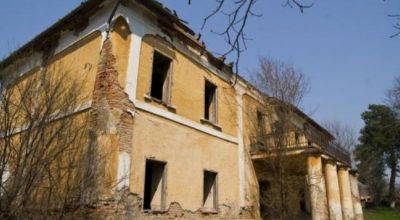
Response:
[[0, 0, 399, 136]]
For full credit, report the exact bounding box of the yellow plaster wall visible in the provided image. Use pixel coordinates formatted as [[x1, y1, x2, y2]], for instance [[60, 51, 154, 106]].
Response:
[[0, 32, 103, 163], [47, 31, 102, 102], [242, 94, 264, 150], [242, 94, 309, 150], [0, 30, 105, 197], [110, 17, 131, 88], [130, 110, 240, 211], [3, 27, 101, 126], [2, 30, 102, 108], [16, 40, 125, 199], [2, 31, 102, 132], [136, 35, 238, 137], [241, 94, 263, 210]]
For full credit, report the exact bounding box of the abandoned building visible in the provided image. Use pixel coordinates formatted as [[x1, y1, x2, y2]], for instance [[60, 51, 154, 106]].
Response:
[[0, 0, 364, 219]]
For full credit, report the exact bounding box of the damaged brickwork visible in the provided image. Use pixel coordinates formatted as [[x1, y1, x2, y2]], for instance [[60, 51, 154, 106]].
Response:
[[91, 37, 135, 153], [84, 36, 135, 201], [66, 190, 255, 220]]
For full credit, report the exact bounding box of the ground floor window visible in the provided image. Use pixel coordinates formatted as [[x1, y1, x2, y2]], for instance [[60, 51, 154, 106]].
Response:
[[203, 170, 218, 212], [259, 180, 270, 219], [143, 159, 166, 211]]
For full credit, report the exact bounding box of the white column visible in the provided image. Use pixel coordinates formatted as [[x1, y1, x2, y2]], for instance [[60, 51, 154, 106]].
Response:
[[325, 160, 343, 220], [338, 167, 354, 220], [307, 155, 329, 220], [350, 171, 364, 220]]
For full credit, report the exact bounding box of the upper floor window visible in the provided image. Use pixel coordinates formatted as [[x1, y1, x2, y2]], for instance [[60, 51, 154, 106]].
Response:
[[204, 80, 217, 123], [257, 110, 266, 144], [294, 132, 300, 145], [150, 51, 172, 103]]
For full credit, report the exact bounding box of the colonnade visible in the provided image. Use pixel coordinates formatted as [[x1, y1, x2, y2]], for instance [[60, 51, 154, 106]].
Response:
[[307, 155, 363, 220]]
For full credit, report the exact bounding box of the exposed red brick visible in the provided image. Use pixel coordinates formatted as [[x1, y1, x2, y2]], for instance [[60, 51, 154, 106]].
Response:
[[90, 37, 135, 151]]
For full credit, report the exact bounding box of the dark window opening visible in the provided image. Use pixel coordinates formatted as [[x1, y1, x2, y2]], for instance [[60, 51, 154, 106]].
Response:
[[203, 171, 217, 211], [300, 189, 307, 212], [143, 160, 166, 210], [150, 51, 172, 102], [204, 80, 217, 122], [259, 180, 270, 219], [295, 132, 300, 145], [257, 111, 266, 143]]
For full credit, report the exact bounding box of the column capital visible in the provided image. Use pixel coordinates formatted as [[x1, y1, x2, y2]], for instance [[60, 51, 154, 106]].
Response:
[[323, 157, 337, 165], [337, 165, 351, 171], [305, 151, 322, 158]]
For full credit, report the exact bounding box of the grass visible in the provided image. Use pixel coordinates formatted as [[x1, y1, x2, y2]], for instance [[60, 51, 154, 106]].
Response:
[[364, 207, 400, 220]]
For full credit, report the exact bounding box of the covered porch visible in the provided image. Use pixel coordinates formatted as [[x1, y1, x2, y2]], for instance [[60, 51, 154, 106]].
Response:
[[250, 133, 363, 220]]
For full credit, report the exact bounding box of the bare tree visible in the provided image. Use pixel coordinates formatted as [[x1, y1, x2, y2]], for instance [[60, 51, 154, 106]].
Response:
[[254, 58, 310, 106], [323, 120, 356, 152], [0, 62, 104, 219], [386, 76, 400, 110], [249, 57, 311, 219]]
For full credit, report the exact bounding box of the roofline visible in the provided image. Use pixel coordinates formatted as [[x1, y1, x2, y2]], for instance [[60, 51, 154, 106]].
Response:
[[293, 106, 334, 140]]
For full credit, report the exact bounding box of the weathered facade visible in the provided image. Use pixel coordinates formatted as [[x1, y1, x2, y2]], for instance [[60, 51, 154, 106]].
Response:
[[0, 0, 363, 219]]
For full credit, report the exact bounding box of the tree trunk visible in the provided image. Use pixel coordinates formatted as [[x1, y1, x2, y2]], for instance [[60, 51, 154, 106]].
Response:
[[388, 159, 397, 209]]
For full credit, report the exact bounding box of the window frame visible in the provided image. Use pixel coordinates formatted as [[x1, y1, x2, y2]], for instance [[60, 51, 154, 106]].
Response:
[[202, 169, 218, 213], [148, 49, 173, 105], [203, 79, 218, 124], [142, 158, 168, 212]]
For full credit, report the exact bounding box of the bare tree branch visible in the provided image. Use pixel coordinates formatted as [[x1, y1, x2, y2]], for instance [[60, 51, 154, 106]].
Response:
[[389, 14, 400, 38], [254, 57, 310, 108], [323, 120, 356, 151], [386, 76, 400, 111], [282, 0, 314, 13], [0, 61, 116, 219], [200, 0, 313, 84]]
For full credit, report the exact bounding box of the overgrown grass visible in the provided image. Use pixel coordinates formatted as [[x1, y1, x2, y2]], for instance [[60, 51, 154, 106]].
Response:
[[364, 207, 400, 220]]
